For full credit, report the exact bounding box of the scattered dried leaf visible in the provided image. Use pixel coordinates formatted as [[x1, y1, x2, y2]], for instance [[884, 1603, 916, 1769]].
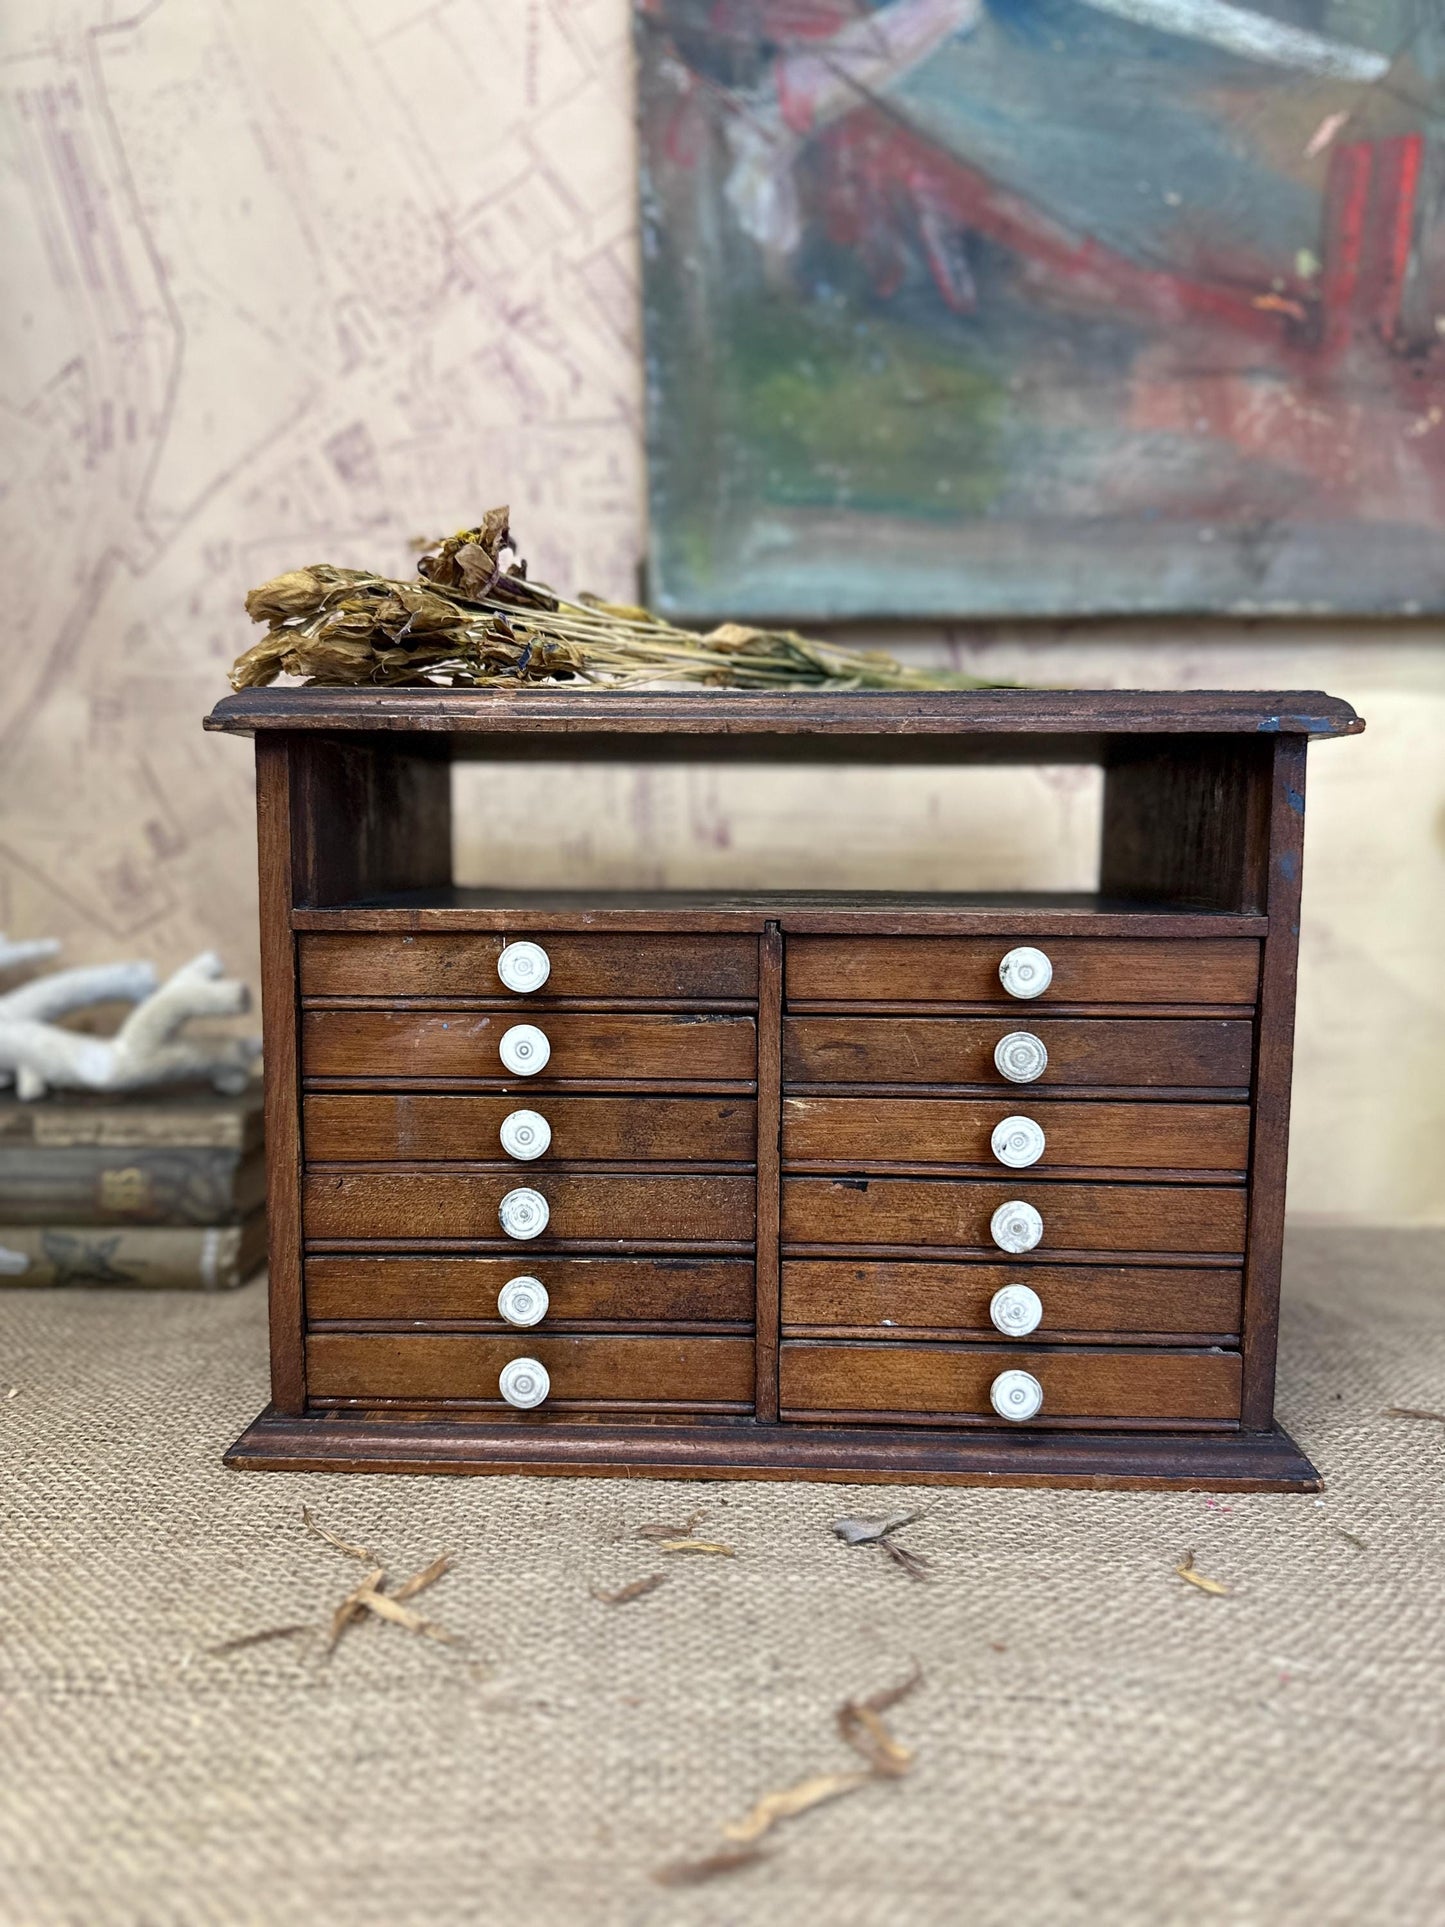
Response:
[[393, 1553, 452, 1601], [721, 1771, 871, 1845], [204, 1623, 312, 1657], [591, 1574, 667, 1606], [860, 1662, 924, 1717], [302, 1505, 375, 1564], [833, 1511, 921, 1546], [1384, 1405, 1445, 1424], [652, 1846, 768, 1887], [880, 1539, 931, 1582], [327, 1566, 387, 1654], [636, 1511, 705, 1541], [659, 1538, 734, 1557], [837, 1701, 913, 1777], [358, 1586, 462, 1646], [1175, 1551, 1232, 1596]]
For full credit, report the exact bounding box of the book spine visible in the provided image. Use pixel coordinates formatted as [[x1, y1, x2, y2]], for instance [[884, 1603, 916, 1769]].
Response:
[[0, 1147, 263, 1226], [0, 1218, 265, 1290]]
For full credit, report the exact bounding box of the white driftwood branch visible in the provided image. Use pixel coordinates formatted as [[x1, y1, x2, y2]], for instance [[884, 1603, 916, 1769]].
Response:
[[0, 949, 261, 1100], [0, 933, 63, 975]]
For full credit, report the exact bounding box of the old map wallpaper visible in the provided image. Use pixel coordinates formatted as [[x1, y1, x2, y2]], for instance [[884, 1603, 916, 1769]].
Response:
[[0, 0, 1441, 1221]]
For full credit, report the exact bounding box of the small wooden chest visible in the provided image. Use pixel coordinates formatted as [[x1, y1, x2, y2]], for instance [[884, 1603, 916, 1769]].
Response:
[[206, 686, 1361, 1490]]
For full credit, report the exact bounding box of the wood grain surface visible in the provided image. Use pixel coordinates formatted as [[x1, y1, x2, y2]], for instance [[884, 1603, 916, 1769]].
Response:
[[306, 1254, 755, 1326], [207, 687, 1364, 740], [782, 1176, 1246, 1255], [784, 1016, 1254, 1089], [779, 1341, 1242, 1422], [300, 931, 758, 1000], [304, 1169, 755, 1244], [785, 936, 1259, 1005], [307, 1331, 756, 1407], [304, 1093, 756, 1164], [782, 1096, 1250, 1172], [781, 1260, 1242, 1339], [302, 1008, 756, 1083]]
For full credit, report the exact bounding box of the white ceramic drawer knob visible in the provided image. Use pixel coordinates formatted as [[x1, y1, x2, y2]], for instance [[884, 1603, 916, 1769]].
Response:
[[991, 1115, 1045, 1169], [991, 1199, 1043, 1254], [499, 1023, 550, 1076], [499, 1108, 551, 1161], [990, 1368, 1043, 1422], [497, 941, 550, 993], [499, 1186, 549, 1240], [990, 1282, 1043, 1337], [999, 946, 1052, 999], [497, 1275, 549, 1327], [499, 1356, 550, 1409], [994, 1031, 1048, 1084]]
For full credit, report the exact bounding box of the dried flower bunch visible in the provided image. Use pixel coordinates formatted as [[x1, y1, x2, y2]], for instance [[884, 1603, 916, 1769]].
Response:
[[231, 507, 997, 693]]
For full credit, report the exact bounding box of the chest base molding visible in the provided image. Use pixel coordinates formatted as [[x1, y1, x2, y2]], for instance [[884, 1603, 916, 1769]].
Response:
[[226, 1408, 1320, 1491]]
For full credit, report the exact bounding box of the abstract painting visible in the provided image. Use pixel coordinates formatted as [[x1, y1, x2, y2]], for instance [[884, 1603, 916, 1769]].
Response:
[[637, 0, 1445, 617]]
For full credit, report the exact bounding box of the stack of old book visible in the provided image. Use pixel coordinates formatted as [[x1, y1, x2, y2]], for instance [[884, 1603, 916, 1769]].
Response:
[[0, 1084, 265, 1289]]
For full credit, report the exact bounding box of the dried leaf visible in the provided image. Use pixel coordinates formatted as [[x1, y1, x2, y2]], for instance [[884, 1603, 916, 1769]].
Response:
[[636, 1511, 704, 1541], [327, 1566, 387, 1654], [861, 1662, 924, 1717], [880, 1539, 931, 1582], [204, 1623, 312, 1657], [1384, 1405, 1445, 1424], [234, 512, 1008, 694], [652, 1846, 768, 1887], [302, 1505, 374, 1564], [358, 1587, 462, 1646], [837, 1702, 913, 1778], [592, 1574, 666, 1606], [721, 1771, 870, 1845], [1175, 1551, 1232, 1596], [833, 1511, 921, 1546], [393, 1553, 452, 1601], [659, 1538, 734, 1557], [1331, 1526, 1369, 1552]]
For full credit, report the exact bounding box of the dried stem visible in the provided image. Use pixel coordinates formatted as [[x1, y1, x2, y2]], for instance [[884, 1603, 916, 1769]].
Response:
[[231, 512, 1005, 694]]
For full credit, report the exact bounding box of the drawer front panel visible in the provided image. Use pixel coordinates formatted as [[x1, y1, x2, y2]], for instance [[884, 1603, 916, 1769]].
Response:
[[304, 1170, 755, 1244], [307, 1255, 754, 1326], [303, 1009, 756, 1083], [780, 1342, 1241, 1423], [782, 1177, 1246, 1255], [308, 1332, 756, 1408], [781, 1261, 1242, 1339], [783, 1097, 1250, 1173], [784, 1017, 1252, 1089], [787, 936, 1259, 1006], [300, 932, 759, 1001], [305, 1094, 756, 1164]]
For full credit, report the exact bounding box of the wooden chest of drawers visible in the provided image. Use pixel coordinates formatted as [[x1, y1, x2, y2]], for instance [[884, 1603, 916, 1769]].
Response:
[[206, 686, 1362, 1490]]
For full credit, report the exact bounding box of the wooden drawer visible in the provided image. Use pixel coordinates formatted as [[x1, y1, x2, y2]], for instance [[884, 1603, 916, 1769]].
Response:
[[784, 1016, 1252, 1089], [782, 1176, 1246, 1256], [305, 1093, 755, 1164], [308, 1331, 756, 1410], [303, 1009, 756, 1083], [780, 1341, 1241, 1426], [781, 1261, 1242, 1341], [299, 932, 758, 1001], [787, 936, 1259, 1006], [783, 1097, 1250, 1174], [307, 1254, 754, 1326], [304, 1170, 755, 1245]]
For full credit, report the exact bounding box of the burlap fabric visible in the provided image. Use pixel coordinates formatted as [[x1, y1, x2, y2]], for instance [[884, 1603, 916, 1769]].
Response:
[[3, 1227, 1442, 1926]]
